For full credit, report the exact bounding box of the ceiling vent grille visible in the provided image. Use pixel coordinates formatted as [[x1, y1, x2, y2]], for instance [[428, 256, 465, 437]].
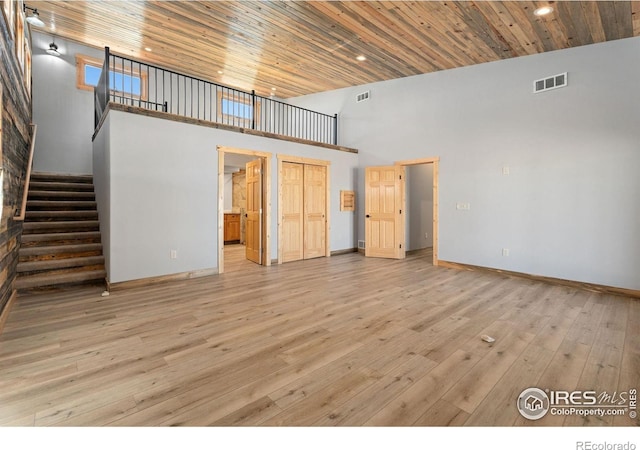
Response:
[[356, 90, 370, 103], [533, 72, 567, 93]]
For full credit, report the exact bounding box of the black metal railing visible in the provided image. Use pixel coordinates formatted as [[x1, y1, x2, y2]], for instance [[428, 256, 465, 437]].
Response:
[[94, 47, 338, 146], [93, 48, 109, 128], [111, 94, 168, 113]]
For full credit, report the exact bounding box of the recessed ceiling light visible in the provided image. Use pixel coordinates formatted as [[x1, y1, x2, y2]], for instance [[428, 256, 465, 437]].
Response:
[[144, 47, 152, 52], [218, 70, 224, 75], [271, 87, 277, 91], [534, 6, 554, 16], [356, 55, 367, 62]]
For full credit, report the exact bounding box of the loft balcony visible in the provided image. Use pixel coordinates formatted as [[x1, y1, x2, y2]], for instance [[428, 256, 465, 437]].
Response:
[[93, 47, 339, 148]]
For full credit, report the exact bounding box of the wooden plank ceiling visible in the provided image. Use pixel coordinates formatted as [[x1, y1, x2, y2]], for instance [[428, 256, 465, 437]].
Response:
[[28, 1, 640, 98]]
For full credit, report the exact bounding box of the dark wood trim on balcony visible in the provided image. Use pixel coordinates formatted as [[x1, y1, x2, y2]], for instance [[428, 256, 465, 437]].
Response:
[[93, 102, 358, 155]]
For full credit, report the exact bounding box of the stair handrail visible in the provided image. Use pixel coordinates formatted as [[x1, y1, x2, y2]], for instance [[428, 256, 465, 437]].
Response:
[[14, 123, 37, 221]]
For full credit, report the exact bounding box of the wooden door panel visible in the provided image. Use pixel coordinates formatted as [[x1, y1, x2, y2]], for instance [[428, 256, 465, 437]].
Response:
[[365, 166, 405, 259], [282, 162, 304, 262], [369, 219, 398, 253], [304, 164, 326, 259], [245, 159, 262, 264]]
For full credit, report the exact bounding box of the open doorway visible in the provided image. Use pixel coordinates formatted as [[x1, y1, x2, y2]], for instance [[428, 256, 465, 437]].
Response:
[[396, 157, 439, 265], [405, 164, 434, 260], [363, 157, 438, 265], [217, 146, 272, 274]]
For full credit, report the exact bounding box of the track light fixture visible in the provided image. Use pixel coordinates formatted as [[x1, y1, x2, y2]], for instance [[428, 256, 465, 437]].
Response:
[[24, 4, 45, 27]]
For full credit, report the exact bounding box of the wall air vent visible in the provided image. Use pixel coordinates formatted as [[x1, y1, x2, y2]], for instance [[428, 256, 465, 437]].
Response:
[[356, 90, 370, 103], [358, 240, 365, 249], [533, 72, 567, 93]]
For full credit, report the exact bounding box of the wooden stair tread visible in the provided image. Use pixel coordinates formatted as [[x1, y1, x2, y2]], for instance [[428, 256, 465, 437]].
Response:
[[22, 221, 100, 233], [28, 181, 95, 191], [15, 269, 106, 290], [21, 231, 102, 243], [19, 242, 103, 257], [30, 172, 93, 183], [28, 189, 96, 200], [17, 256, 105, 273], [26, 200, 98, 210], [25, 210, 99, 220]]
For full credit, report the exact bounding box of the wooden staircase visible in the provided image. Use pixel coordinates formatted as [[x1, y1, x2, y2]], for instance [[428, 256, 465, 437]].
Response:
[[15, 173, 106, 291]]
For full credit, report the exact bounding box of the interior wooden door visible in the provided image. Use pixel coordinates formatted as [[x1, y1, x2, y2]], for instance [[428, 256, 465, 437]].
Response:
[[365, 165, 405, 259], [245, 158, 263, 264], [282, 162, 304, 262], [303, 164, 326, 259]]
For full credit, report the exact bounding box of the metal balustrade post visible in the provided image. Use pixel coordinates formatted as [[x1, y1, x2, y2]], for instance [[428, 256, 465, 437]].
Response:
[[251, 90, 256, 130], [104, 47, 110, 104], [333, 114, 338, 145]]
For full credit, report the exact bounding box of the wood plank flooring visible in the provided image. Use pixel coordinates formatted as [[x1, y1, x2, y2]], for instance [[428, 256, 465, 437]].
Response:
[[223, 244, 263, 273], [0, 249, 637, 426]]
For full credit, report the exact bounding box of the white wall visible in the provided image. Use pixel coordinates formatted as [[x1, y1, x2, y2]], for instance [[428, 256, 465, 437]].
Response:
[[406, 164, 433, 251], [93, 109, 358, 284], [32, 33, 103, 174], [92, 114, 111, 274], [288, 37, 640, 291]]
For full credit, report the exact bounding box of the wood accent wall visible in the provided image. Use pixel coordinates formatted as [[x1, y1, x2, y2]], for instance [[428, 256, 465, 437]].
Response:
[[0, 13, 32, 323]]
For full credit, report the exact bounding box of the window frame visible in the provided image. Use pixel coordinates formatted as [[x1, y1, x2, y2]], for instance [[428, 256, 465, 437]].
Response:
[[76, 54, 148, 100], [216, 90, 260, 129]]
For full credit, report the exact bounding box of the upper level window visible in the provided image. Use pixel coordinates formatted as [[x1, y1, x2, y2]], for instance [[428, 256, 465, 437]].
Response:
[[221, 97, 253, 120], [76, 54, 146, 99], [217, 91, 260, 128]]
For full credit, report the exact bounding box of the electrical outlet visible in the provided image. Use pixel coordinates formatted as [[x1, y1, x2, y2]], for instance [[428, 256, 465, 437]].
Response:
[[502, 248, 510, 257], [502, 166, 510, 175], [456, 202, 471, 210], [170, 250, 178, 259], [425, 232, 429, 239]]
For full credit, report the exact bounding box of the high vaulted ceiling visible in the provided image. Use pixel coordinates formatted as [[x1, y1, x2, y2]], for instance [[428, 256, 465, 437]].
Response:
[[28, 1, 640, 98]]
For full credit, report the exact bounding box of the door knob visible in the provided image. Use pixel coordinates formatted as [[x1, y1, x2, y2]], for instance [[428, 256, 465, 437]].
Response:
[[366, 214, 370, 218]]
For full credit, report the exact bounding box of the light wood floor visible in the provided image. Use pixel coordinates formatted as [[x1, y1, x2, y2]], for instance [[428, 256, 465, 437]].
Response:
[[224, 244, 263, 273], [0, 250, 637, 426]]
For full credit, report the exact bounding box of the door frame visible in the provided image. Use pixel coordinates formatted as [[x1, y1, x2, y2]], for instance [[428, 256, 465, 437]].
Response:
[[277, 154, 331, 264], [394, 157, 440, 266], [217, 145, 272, 274]]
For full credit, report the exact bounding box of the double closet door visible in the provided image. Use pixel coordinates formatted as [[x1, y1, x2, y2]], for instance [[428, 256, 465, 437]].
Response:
[[281, 162, 327, 262]]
